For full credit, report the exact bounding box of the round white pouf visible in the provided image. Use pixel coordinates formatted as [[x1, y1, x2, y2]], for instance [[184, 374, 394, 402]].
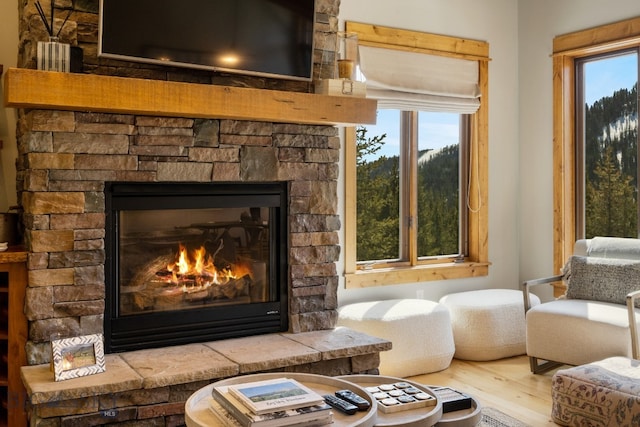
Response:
[[337, 299, 455, 377], [439, 289, 540, 361]]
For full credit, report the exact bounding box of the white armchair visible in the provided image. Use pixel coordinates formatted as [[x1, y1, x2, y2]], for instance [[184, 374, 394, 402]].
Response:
[[523, 237, 640, 374]]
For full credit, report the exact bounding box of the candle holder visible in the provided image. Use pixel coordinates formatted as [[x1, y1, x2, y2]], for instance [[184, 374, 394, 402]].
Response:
[[314, 31, 366, 97], [337, 31, 359, 80], [34, 0, 72, 72], [37, 36, 70, 72]]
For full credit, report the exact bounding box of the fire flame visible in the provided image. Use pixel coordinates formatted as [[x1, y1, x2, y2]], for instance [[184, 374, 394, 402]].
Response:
[[165, 244, 252, 291]]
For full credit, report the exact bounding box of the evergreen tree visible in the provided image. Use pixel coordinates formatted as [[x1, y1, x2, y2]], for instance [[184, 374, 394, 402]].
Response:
[[355, 127, 399, 261], [355, 126, 460, 261], [417, 145, 459, 256], [585, 145, 637, 238], [584, 83, 638, 237]]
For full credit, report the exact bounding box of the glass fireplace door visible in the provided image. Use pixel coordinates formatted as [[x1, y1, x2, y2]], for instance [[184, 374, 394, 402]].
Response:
[[118, 206, 271, 315], [104, 182, 288, 353]]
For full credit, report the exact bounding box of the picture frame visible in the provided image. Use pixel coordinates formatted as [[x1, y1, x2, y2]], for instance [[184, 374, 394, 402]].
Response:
[[51, 333, 106, 381]]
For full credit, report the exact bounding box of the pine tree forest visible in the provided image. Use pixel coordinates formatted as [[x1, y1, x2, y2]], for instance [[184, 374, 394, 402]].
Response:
[[355, 126, 459, 262], [585, 84, 638, 238]]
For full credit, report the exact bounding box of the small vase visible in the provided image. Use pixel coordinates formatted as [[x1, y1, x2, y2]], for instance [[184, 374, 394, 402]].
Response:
[[37, 36, 70, 72]]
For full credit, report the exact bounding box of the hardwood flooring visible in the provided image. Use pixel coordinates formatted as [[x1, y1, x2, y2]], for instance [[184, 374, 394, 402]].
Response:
[[406, 355, 561, 426]]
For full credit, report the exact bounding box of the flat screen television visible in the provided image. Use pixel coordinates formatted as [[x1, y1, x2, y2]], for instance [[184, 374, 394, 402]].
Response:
[[98, 0, 316, 81]]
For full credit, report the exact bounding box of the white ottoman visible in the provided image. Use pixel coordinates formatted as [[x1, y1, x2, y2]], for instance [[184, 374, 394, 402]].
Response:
[[439, 289, 540, 361], [337, 299, 455, 377]]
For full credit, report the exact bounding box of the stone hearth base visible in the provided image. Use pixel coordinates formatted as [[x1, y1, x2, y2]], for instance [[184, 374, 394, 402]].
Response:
[[21, 328, 391, 426]]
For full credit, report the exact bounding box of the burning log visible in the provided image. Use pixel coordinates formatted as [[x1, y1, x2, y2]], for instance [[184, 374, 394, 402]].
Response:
[[130, 254, 176, 289], [219, 274, 251, 299], [121, 242, 254, 314]]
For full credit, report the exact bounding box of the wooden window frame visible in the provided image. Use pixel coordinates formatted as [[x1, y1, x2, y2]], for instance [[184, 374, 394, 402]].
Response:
[[343, 22, 490, 288], [552, 16, 640, 296]]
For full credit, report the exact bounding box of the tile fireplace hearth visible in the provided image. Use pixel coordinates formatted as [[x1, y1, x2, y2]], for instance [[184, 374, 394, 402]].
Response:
[[21, 328, 391, 426]]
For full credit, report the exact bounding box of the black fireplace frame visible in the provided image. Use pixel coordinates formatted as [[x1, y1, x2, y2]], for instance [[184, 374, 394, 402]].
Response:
[[104, 181, 289, 353]]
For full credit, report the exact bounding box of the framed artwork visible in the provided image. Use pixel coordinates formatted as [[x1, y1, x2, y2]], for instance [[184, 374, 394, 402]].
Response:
[[51, 334, 106, 381]]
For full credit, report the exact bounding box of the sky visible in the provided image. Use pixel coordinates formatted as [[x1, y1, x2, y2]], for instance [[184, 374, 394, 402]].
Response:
[[362, 110, 461, 160], [584, 52, 637, 106], [362, 52, 638, 161]]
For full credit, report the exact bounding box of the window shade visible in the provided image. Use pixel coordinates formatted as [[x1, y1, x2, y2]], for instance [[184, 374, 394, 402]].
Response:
[[359, 45, 481, 113]]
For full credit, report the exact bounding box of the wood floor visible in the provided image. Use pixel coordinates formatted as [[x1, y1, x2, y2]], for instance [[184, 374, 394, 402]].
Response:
[[406, 355, 561, 426]]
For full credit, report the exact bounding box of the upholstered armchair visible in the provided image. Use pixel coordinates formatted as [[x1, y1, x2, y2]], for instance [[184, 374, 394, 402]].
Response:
[[522, 237, 640, 374]]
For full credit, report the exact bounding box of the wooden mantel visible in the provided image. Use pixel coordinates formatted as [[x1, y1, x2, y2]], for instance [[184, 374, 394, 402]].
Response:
[[3, 68, 377, 126]]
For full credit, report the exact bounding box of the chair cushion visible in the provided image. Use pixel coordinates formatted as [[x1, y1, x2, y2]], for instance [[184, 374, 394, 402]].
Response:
[[526, 299, 637, 366], [587, 236, 640, 260], [565, 255, 640, 306]]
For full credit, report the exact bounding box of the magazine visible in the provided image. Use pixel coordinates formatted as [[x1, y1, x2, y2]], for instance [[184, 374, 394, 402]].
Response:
[[226, 378, 325, 415], [210, 387, 333, 427]]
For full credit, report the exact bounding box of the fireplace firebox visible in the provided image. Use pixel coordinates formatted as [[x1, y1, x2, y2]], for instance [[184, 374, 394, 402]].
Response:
[[104, 182, 289, 353]]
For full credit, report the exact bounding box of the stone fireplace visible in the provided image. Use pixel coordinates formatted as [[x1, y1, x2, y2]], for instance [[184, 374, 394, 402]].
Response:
[[19, 107, 352, 364], [11, 0, 377, 366], [7, 0, 385, 425]]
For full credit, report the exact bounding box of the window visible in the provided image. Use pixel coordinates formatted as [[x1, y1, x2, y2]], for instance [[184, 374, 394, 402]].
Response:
[[553, 16, 640, 296], [576, 52, 639, 239], [344, 22, 490, 288], [355, 110, 466, 265]]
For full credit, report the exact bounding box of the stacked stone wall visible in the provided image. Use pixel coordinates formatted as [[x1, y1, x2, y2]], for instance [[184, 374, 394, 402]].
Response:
[[15, 0, 343, 367], [19, 110, 342, 365]]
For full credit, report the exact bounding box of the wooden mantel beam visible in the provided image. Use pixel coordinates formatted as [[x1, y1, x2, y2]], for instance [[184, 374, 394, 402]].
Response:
[[3, 68, 377, 126]]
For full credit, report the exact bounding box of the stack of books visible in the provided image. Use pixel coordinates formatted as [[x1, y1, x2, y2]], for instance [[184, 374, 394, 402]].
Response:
[[210, 377, 334, 427]]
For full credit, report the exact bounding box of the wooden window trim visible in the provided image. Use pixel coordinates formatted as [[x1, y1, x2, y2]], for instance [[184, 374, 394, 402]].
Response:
[[343, 22, 490, 288], [552, 16, 640, 296]]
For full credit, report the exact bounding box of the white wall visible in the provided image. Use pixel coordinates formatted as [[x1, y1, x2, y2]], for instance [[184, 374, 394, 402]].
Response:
[[337, 0, 521, 306], [518, 0, 640, 300], [0, 0, 18, 212]]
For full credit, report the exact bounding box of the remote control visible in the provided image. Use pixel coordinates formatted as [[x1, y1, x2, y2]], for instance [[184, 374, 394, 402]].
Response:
[[335, 389, 371, 411], [323, 394, 358, 415]]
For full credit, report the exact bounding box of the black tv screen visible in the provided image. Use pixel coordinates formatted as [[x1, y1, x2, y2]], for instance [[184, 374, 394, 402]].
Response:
[[98, 0, 316, 81]]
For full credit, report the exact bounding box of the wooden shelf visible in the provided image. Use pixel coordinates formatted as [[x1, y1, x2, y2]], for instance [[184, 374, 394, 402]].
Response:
[[0, 253, 27, 427], [3, 68, 377, 126], [0, 250, 26, 264]]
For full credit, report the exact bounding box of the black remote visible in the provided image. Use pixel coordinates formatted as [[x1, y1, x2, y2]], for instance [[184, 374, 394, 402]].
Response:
[[323, 394, 358, 415], [335, 389, 371, 411]]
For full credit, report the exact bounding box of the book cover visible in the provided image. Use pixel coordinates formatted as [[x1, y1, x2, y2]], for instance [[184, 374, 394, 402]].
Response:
[[210, 387, 332, 427], [227, 378, 325, 415]]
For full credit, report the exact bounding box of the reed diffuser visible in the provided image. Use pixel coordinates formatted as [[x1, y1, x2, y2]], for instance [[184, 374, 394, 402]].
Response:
[[35, 0, 72, 72]]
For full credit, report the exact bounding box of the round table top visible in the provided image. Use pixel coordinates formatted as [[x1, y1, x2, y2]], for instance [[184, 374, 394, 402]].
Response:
[[185, 373, 481, 427], [185, 372, 377, 427]]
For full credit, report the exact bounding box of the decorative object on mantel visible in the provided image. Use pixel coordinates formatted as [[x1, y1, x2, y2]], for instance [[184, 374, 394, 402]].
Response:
[[50, 333, 106, 381], [315, 31, 366, 97], [35, 0, 72, 72]]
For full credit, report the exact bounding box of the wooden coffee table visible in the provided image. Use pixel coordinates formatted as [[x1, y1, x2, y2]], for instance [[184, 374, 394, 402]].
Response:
[[185, 372, 377, 427]]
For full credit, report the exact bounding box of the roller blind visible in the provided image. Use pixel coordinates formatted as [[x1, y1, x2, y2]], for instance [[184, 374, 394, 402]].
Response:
[[359, 45, 481, 113]]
